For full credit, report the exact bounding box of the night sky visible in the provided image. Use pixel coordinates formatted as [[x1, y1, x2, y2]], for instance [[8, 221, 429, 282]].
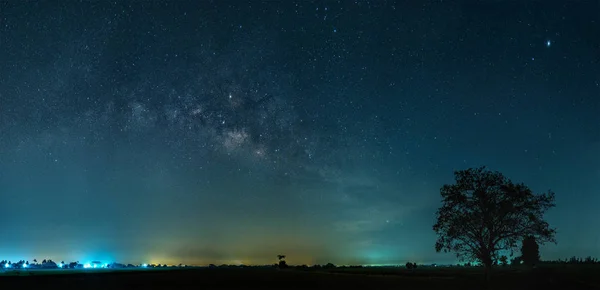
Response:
[[0, 1, 598, 266]]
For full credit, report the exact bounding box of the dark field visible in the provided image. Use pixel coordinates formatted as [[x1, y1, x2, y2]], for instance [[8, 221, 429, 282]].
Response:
[[1, 266, 600, 289]]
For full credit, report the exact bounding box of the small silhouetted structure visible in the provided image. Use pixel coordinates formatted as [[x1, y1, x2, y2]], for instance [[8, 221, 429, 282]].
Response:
[[277, 255, 288, 269]]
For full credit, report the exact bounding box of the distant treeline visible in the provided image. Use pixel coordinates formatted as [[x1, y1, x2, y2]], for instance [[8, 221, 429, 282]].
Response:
[[542, 256, 599, 265]]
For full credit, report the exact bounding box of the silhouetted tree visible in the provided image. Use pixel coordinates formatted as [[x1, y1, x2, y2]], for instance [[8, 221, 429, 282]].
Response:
[[433, 167, 556, 281], [520, 236, 540, 267], [405, 262, 414, 270], [276, 255, 288, 269], [510, 256, 521, 266]]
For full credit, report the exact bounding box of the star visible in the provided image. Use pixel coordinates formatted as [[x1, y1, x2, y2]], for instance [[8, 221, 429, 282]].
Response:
[[1, 0, 598, 268]]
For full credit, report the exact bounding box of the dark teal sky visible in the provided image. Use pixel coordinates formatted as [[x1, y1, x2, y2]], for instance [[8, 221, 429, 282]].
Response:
[[0, 1, 598, 266]]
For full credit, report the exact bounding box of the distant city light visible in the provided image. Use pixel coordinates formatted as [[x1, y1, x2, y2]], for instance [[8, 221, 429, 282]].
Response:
[[0, 259, 186, 271]]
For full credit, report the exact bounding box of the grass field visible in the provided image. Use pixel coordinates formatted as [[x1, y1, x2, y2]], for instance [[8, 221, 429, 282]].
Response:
[[0, 267, 167, 276], [1, 266, 599, 289]]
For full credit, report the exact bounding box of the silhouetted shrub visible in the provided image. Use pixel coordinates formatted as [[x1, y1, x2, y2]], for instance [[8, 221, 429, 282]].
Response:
[[499, 255, 508, 267], [323, 263, 336, 269], [521, 236, 540, 267], [405, 262, 417, 269]]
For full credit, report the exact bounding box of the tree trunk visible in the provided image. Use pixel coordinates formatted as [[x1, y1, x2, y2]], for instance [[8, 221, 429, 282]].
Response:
[[484, 263, 492, 282], [482, 254, 493, 284]]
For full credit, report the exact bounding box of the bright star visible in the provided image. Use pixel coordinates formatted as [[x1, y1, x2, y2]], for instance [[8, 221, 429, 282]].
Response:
[[546, 40, 551, 47]]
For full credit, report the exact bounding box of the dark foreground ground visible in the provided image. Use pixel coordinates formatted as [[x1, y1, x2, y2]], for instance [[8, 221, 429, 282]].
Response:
[[1, 266, 599, 289]]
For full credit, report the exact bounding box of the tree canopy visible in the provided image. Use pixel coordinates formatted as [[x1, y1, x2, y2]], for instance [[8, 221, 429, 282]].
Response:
[[433, 167, 556, 275]]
